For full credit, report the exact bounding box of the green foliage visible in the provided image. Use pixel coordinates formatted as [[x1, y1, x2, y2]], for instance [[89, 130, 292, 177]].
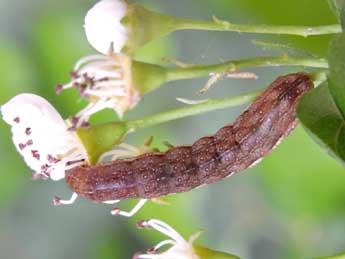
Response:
[[297, 7, 345, 165], [297, 83, 345, 164], [329, 33, 345, 118], [328, 0, 345, 24]]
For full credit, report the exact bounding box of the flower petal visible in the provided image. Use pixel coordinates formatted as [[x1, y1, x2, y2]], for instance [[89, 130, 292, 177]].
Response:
[[1, 93, 86, 180], [84, 0, 128, 54]]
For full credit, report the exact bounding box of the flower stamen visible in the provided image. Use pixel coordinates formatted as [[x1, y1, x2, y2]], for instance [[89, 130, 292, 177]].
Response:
[[110, 199, 148, 217], [57, 53, 140, 127], [135, 219, 200, 259], [53, 192, 79, 206]]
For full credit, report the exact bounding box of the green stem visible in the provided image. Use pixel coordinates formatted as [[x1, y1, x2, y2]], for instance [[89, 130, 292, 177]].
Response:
[[165, 55, 329, 81], [173, 17, 341, 37], [126, 91, 260, 131]]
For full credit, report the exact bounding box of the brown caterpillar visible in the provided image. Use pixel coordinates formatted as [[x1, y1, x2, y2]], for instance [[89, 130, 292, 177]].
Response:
[[65, 72, 313, 202]]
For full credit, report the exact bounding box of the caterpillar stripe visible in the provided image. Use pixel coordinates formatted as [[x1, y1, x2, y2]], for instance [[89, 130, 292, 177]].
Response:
[[65, 73, 313, 202]]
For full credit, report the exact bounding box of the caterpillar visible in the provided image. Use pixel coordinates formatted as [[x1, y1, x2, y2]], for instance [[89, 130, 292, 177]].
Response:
[[65, 72, 313, 202]]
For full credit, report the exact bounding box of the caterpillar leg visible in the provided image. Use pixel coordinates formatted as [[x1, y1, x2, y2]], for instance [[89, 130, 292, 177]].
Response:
[[103, 200, 120, 205], [111, 199, 148, 217], [53, 192, 78, 206]]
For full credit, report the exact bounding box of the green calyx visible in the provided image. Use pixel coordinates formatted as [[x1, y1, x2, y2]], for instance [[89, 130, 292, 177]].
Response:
[[132, 61, 168, 94], [193, 245, 241, 259], [122, 4, 178, 53], [76, 122, 128, 165]]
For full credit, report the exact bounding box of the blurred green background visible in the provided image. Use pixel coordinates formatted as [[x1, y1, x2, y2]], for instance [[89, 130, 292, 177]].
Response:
[[0, 0, 345, 258]]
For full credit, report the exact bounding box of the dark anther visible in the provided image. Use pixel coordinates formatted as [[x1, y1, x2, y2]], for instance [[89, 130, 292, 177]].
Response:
[[31, 150, 40, 160], [97, 77, 109, 82], [73, 82, 81, 89], [147, 247, 156, 254], [132, 252, 142, 259], [71, 116, 79, 125], [70, 71, 79, 79], [55, 84, 63, 95], [53, 196, 61, 206], [41, 164, 51, 171], [111, 208, 121, 215], [136, 220, 147, 229], [67, 126, 77, 132], [81, 121, 90, 128], [26, 139, 33, 146], [47, 154, 60, 164], [25, 127, 32, 135], [84, 74, 95, 86]]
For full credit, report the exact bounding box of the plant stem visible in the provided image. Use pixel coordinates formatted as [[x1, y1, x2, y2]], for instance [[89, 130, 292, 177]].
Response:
[[127, 66, 322, 131], [165, 55, 329, 81], [173, 17, 341, 37], [125, 91, 260, 131]]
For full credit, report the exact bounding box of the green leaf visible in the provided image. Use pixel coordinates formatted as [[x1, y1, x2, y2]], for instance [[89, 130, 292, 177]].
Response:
[[297, 82, 345, 163], [300, 29, 345, 164], [329, 33, 345, 117], [328, 0, 345, 21], [329, 0, 345, 25]]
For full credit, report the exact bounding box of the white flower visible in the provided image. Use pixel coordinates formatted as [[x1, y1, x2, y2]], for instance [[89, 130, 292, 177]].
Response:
[[56, 53, 140, 128], [135, 219, 200, 259], [84, 0, 128, 54], [1, 94, 88, 181]]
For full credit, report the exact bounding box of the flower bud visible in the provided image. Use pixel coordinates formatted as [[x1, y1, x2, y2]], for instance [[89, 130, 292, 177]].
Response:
[[84, 0, 128, 54], [84, 0, 179, 54]]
